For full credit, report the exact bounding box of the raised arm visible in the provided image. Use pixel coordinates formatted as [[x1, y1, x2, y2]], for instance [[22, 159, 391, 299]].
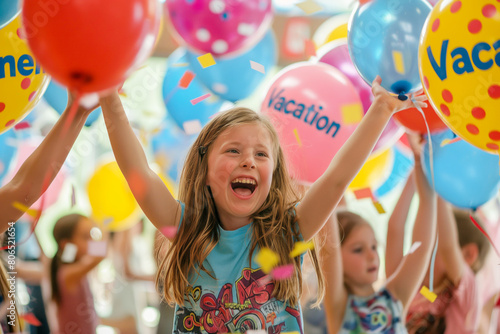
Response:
[[0, 97, 94, 232], [386, 147, 437, 310], [385, 171, 416, 278], [436, 197, 465, 285], [62, 254, 105, 289], [297, 78, 427, 241], [320, 212, 349, 334], [100, 92, 180, 233]]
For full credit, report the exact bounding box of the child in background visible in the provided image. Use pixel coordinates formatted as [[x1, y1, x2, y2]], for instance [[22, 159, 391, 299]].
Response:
[[386, 172, 489, 332], [100, 77, 426, 333], [0, 95, 98, 333], [319, 136, 436, 333], [50, 214, 106, 334]]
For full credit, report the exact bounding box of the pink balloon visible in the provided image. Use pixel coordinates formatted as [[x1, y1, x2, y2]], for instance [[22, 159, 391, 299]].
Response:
[[165, 0, 273, 57], [318, 40, 403, 153], [261, 62, 362, 185], [3, 138, 66, 221]]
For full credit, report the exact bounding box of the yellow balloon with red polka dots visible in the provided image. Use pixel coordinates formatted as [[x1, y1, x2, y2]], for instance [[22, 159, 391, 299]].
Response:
[[419, 0, 500, 154], [0, 15, 50, 134]]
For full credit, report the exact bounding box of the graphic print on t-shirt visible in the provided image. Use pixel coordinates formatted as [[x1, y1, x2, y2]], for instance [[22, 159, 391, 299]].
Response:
[[173, 268, 302, 334]]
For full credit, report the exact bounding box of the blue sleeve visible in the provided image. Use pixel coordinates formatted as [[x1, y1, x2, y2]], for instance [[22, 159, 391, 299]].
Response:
[[177, 200, 185, 232]]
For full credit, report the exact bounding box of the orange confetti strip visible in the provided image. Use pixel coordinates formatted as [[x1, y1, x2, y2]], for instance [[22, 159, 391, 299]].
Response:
[[353, 187, 375, 200], [179, 70, 195, 89]]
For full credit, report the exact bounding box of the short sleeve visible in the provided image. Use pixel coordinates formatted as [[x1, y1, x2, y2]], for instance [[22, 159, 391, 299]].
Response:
[[176, 200, 185, 232], [445, 266, 480, 333]]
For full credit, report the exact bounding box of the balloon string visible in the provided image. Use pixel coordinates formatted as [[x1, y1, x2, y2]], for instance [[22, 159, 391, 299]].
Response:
[[412, 96, 438, 292], [469, 213, 500, 258], [429, 235, 439, 293], [0, 93, 82, 251]]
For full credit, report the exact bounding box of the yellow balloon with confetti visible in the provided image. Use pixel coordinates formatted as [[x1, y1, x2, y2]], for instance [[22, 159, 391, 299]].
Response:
[[0, 15, 50, 134], [419, 0, 500, 154]]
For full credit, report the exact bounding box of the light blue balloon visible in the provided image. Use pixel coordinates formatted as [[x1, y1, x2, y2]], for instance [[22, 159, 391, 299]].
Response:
[[186, 31, 277, 102], [43, 80, 101, 127], [0, 0, 19, 28], [348, 0, 432, 94], [163, 48, 223, 133], [0, 129, 17, 184], [375, 146, 414, 198], [422, 130, 500, 210]]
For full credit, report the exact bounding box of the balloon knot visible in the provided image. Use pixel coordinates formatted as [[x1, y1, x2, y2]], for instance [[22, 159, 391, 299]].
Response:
[[398, 92, 408, 101]]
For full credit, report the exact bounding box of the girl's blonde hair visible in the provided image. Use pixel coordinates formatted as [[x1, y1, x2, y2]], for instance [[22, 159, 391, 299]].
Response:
[[156, 107, 324, 307]]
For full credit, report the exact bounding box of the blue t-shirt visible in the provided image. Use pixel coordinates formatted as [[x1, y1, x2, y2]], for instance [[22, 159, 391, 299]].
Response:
[[341, 288, 407, 334], [171, 202, 304, 334]]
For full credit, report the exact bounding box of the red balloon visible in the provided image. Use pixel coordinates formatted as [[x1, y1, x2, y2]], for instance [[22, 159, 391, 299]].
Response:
[[22, 0, 160, 93], [393, 93, 448, 134]]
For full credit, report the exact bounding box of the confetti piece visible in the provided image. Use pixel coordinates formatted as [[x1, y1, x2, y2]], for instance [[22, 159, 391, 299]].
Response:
[[255, 247, 279, 273], [440, 137, 462, 147], [420, 286, 437, 303], [61, 243, 77, 263], [87, 241, 107, 257], [171, 62, 190, 67], [392, 50, 405, 75], [295, 0, 323, 15], [470, 214, 500, 257], [289, 241, 314, 258], [271, 264, 294, 280], [266, 312, 277, 325], [250, 60, 265, 74], [341, 103, 363, 125], [14, 121, 30, 130], [21, 313, 41, 326], [304, 39, 317, 58], [495, 295, 500, 307], [408, 241, 422, 254], [257, 274, 273, 287], [179, 70, 195, 89], [183, 119, 203, 135], [161, 226, 177, 239], [293, 128, 302, 147], [373, 201, 386, 214], [353, 187, 375, 200], [71, 184, 76, 207], [12, 201, 39, 218], [118, 87, 127, 97], [197, 53, 216, 68], [103, 217, 114, 227], [190, 93, 211, 105]]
